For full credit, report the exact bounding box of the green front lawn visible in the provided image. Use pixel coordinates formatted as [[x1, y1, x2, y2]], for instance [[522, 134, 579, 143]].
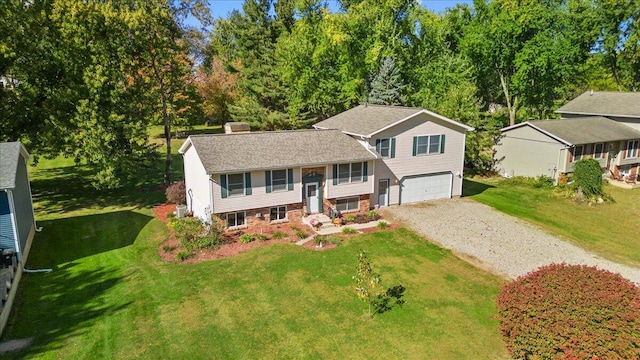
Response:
[[1, 162, 509, 359], [465, 178, 640, 268]]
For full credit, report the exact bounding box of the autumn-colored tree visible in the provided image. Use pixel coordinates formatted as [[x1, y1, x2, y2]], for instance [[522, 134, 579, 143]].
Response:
[[197, 58, 240, 124]]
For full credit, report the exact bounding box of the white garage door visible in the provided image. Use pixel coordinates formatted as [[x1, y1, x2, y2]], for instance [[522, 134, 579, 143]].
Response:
[[400, 173, 452, 204]]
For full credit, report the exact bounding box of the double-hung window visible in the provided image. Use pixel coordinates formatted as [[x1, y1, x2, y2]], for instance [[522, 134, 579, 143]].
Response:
[[270, 206, 287, 221], [573, 145, 584, 162], [413, 135, 445, 156], [593, 143, 604, 159], [271, 170, 287, 192], [336, 162, 366, 184], [227, 211, 245, 228], [627, 140, 639, 159], [227, 173, 245, 196]]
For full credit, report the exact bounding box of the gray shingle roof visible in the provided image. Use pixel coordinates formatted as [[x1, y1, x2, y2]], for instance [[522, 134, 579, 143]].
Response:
[[524, 117, 640, 145], [0, 142, 26, 189], [556, 91, 640, 118], [314, 104, 472, 136], [182, 129, 377, 174]]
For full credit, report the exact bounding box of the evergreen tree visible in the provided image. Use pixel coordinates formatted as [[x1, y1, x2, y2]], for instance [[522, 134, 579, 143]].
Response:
[[367, 57, 405, 106]]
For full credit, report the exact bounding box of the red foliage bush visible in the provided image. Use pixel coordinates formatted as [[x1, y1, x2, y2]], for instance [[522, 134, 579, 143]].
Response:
[[496, 263, 640, 359], [165, 180, 186, 204]]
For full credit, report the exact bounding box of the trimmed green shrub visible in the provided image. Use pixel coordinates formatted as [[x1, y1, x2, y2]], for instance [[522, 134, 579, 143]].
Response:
[[573, 158, 604, 198], [294, 229, 307, 239], [239, 233, 255, 243], [344, 214, 356, 223], [377, 221, 389, 229], [496, 263, 640, 359], [255, 233, 268, 242], [342, 227, 357, 234], [176, 250, 192, 261], [166, 180, 186, 204], [169, 217, 224, 252]]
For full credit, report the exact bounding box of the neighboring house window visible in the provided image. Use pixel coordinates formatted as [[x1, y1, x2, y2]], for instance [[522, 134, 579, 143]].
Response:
[[627, 140, 639, 158], [265, 168, 294, 193], [375, 138, 396, 158], [270, 206, 287, 221], [593, 143, 604, 159], [573, 145, 584, 162], [413, 135, 446, 156], [227, 211, 246, 228], [336, 197, 359, 212], [335, 162, 368, 184], [221, 173, 252, 198]]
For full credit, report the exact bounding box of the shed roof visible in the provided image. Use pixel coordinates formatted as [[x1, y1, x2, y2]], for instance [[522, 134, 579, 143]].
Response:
[[179, 129, 377, 174], [502, 117, 640, 146], [313, 104, 473, 137], [0, 142, 29, 190], [556, 91, 640, 118]]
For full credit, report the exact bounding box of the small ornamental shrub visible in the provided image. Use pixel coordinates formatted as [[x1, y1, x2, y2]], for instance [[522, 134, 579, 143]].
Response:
[[166, 180, 186, 204], [294, 228, 308, 239], [573, 158, 604, 199], [255, 233, 268, 242], [344, 214, 356, 223], [533, 175, 554, 189], [169, 217, 224, 253], [175, 250, 192, 261], [239, 233, 255, 243], [367, 210, 379, 219], [271, 230, 287, 239], [377, 221, 389, 229], [342, 227, 357, 235], [496, 263, 640, 359]]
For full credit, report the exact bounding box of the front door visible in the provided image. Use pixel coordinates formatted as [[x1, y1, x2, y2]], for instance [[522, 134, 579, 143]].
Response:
[[305, 182, 319, 214], [378, 179, 389, 207]]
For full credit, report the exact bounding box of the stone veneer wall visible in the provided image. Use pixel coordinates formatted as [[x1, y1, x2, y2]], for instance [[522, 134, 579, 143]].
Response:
[[218, 202, 304, 230]]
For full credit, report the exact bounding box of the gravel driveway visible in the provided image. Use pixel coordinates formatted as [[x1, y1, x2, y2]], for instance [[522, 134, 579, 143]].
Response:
[[382, 198, 640, 285]]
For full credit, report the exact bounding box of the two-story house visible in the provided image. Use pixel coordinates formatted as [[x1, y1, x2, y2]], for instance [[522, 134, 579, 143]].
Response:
[[180, 105, 472, 229]]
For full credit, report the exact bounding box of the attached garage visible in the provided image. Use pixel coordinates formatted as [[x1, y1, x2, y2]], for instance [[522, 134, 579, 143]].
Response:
[[400, 172, 452, 204]]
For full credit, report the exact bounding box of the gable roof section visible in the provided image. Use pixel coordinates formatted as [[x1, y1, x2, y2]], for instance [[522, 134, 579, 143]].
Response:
[[501, 117, 640, 146], [0, 142, 29, 190], [179, 129, 377, 174], [556, 91, 640, 118], [313, 104, 473, 137]]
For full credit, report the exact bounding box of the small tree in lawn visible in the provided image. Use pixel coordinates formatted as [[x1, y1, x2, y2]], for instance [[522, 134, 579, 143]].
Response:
[[353, 250, 383, 318], [353, 250, 406, 318]]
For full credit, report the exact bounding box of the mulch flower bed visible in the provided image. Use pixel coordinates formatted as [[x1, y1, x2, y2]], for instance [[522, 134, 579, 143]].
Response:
[[152, 203, 396, 263]]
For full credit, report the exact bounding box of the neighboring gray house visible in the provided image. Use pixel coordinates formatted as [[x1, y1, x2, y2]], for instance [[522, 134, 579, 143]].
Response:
[[0, 142, 37, 337], [494, 117, 640, 180], [556, 91, 640, 132], [0, 142, 35, 262], [180, 105, 472, 229]]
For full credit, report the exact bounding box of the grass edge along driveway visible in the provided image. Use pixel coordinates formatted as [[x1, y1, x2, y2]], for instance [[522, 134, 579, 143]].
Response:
[[464, 178, 640, 268]]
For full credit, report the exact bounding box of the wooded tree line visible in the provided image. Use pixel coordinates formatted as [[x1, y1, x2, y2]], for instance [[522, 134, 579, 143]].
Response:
[[1, 0, 638, 188]]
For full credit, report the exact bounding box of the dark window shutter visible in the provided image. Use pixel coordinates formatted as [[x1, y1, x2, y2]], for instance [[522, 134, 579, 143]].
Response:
[[390, 138, 396, 158], [363, 162, 368, 182], [333, 164, 338, 185], [317, 184, 323, 213], [245, 172, 252, 195], [287, 168, 294, 191], [375, 139, 381, 153], [265, 171, 272, 193], [221, 175, 228, 198], [440, 134, 446, 153], [412, 136, 417, 156]]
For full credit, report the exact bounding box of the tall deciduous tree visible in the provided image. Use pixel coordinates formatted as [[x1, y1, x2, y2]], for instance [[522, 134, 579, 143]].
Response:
[[462, 0, 598, 125]]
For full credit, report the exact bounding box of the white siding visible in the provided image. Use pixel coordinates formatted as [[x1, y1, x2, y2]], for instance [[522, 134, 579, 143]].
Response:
[[494, 125, 566, 179], [370, 113, 467, 204], [212, 168, 302, 213], [182, 145, 213, 221]]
